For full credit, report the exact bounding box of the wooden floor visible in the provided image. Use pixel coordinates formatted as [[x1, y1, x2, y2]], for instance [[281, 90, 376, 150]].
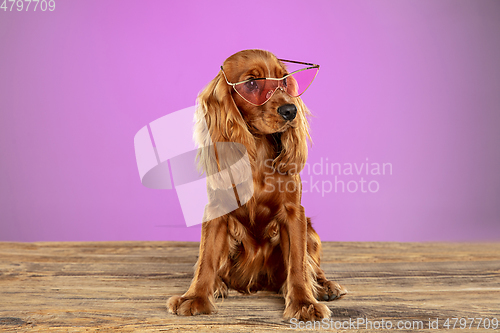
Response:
[[0, 241, 499, 332]]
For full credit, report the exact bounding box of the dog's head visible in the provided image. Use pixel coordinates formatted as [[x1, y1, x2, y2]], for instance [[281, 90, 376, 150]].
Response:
[[221, 49, 306, 135], [195, 49, 313, 175]]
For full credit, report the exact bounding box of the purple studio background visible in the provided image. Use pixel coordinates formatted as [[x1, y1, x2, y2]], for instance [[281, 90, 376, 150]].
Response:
[[1, 0, 499, 242]]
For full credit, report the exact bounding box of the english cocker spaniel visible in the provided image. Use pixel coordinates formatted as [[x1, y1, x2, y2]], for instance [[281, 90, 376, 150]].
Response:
[[167, 49, 346, 321]]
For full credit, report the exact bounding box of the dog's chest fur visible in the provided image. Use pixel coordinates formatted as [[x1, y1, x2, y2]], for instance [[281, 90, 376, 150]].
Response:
[[230, 134, 300, 243]]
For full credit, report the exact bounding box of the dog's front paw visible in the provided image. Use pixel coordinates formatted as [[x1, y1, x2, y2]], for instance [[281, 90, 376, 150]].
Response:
[[167, 295, 215, 316], [316, 280, 348, 301], [284, 301, 331, 321]]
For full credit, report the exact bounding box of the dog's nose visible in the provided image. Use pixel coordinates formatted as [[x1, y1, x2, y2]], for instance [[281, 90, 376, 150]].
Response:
[[277, 104, 297, 121]]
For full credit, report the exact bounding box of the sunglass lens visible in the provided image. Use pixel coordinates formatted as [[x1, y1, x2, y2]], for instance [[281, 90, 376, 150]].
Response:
[[287, 67, 319, 97], [234, 79, 278, 105]]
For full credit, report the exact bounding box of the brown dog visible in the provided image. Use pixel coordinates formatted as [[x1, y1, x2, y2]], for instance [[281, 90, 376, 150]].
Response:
[[167, 49, 346, 321]]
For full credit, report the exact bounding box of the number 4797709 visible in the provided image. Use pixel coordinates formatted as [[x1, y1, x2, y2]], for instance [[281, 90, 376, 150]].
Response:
[[1, 0, 55, 11]]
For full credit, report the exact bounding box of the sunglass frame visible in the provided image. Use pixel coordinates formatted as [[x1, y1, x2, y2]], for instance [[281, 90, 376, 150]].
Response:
[[220, 59, 320, 106]]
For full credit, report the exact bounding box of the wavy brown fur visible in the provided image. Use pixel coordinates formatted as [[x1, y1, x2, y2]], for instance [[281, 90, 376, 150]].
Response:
[[167, 49, 347, 321]]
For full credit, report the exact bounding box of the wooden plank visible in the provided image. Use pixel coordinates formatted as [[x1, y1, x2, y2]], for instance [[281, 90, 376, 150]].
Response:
[[0, 241, 499, 332]]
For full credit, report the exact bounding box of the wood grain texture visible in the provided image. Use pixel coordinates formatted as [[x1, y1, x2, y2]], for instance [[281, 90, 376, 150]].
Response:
[[0, 241, 499, 332]]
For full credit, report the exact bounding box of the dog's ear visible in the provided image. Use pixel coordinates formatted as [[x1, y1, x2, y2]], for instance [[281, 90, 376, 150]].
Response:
[[194, 71, 255, 187], [273, 97, 311, 175], [194, 71, 255, 152]]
